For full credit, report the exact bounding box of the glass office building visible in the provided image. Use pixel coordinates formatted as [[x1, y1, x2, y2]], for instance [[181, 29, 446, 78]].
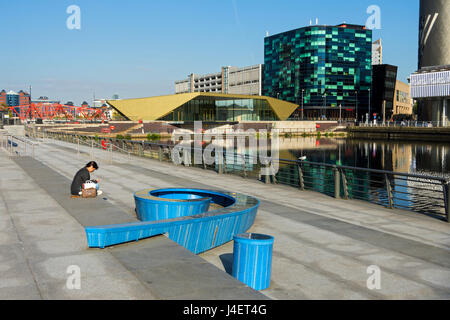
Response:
[[159, 96, 277, 122], [264, 24, 372, 120], [108, 93, 298, 122]]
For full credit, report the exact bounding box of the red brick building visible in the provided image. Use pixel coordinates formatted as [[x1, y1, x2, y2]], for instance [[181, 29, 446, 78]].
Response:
[[0, 90, 6, 106], [18, 90, 31, 106]]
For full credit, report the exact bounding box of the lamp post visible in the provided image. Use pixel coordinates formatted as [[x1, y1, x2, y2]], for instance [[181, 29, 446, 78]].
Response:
[[301, 89, 304, 120], [323, 92, 327, 120], [355, 91, 358, 123], [368, 88, 371, 124], [29, 85, 32, 121]]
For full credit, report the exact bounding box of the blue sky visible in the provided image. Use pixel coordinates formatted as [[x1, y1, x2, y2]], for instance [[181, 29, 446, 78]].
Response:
[[0, 0, 419, 106]]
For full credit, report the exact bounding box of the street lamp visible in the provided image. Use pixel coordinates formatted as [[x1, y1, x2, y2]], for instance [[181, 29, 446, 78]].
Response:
[[355, 91, 358, 123], [368, 88, 371, 124], [323, 91, 327, 120], [301, 89, 304, 120]]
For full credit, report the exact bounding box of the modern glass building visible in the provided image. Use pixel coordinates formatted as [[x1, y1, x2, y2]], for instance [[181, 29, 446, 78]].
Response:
[[263, 24, 372, 120], [6, 90, 20, 107], [372, 64, 398, 121], [159, 96, 276, 122], [107, 93, 298, 122]]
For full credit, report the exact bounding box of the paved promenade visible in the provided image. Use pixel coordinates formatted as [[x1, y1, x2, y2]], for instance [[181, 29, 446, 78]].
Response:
[[1, 136, 449, 299]]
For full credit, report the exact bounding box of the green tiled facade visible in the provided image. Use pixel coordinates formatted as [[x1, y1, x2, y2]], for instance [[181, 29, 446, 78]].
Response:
[[263, 24, 372, 120]]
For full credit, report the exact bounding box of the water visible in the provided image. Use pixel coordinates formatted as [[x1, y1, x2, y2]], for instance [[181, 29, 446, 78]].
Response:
[[184, 136, 450, 219], [278, 137, 450, 178], [274, 137, 450, 218]]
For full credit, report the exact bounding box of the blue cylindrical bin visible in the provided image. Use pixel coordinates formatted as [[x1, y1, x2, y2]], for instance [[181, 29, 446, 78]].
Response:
[[232, 233, 274, 291]]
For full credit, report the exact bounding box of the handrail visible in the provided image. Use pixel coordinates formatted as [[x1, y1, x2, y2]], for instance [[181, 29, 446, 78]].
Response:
[[28, 129, 449, 181], [277, 158, 448, 182], [0, 132, 39, 157]]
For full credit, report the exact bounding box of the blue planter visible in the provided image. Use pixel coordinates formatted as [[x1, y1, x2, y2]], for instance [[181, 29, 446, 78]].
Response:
[[232, 233, 274, 291]]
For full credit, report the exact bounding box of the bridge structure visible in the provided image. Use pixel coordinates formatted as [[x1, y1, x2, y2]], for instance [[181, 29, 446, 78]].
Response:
[[5, 103, 108, 122]]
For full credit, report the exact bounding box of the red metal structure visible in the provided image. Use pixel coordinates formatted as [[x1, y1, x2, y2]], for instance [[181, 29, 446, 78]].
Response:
[[8, 103, 108, 122]]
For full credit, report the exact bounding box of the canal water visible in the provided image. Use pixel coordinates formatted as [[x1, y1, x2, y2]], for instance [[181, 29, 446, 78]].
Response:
[[279, 137, 449, 218], [195, 136, 450, 219], [278, 137, 450, 178]]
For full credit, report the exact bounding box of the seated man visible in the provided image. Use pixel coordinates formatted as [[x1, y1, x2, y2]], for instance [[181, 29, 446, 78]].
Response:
[[70, 161, 103, 196]]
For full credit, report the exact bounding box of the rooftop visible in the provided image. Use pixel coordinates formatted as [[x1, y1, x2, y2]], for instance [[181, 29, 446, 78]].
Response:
[[265, 23, 369, 39], [413, 65, 450, 74]]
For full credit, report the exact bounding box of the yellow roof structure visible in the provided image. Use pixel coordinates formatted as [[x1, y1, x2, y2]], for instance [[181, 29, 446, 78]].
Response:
[[107, 93, 298, 121]]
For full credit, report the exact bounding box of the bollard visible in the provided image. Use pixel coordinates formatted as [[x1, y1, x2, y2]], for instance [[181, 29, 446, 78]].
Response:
[[241, 155, 247, 178], [264, 164, 270, 184], [333, 166, 340, 199], [385, 174, 394, 209], [232, 233, 274, 291], [217, 153, 224, 174], [341, 170, 349, 200], [298, 164, 305, 190]]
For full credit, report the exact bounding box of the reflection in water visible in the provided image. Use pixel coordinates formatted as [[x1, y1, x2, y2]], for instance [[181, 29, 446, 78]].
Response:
[[286, 137, 449, 217], [277, 137, 450, 178]]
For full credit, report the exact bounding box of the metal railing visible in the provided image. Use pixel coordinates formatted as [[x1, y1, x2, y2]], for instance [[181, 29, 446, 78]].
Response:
[[27, 128, 450, 222], [0, 132, 39, 158], [32, 130, 132, 164], [358, 121, 448, 128], [274, 159, 449, 222]]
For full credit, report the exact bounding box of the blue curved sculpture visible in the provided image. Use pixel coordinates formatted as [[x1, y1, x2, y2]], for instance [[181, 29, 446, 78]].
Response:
[[134, 189, 214, 221], [85, 188, 259, 254]]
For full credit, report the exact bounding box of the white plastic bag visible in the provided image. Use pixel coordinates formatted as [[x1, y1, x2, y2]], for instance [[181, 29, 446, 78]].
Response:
[[83, 180, 97, 190]]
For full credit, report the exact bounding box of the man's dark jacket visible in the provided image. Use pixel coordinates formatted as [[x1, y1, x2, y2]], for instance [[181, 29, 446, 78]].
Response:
[[70, 167, 91, 195]]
